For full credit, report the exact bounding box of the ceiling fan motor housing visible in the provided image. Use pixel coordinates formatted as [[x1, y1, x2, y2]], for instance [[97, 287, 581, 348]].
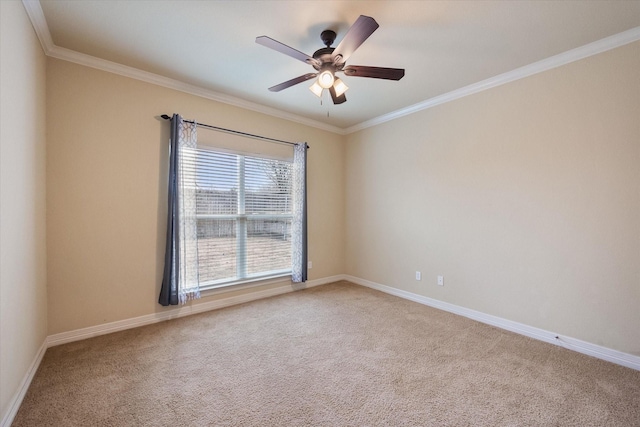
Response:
[[315, 38, 346, 75], [312, 30, 346, 72], [312, 47, 340, 69]]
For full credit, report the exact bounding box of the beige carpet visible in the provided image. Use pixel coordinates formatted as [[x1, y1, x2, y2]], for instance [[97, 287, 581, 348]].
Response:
[[13, 281, 640, 426]]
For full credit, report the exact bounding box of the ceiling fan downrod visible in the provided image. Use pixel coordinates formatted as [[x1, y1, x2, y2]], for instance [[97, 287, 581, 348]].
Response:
[[320, 30, 337, 48]]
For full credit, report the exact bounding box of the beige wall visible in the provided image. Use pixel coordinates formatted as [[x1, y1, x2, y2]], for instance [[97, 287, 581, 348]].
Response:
[[0, 1, 48, 421], [46, 59, 345, 335], [345, 42, 640, 355], [6, 5, 637, 399]]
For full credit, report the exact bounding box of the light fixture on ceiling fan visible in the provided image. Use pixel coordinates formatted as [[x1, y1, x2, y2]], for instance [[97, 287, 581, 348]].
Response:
[[256, 15, 405, 105]]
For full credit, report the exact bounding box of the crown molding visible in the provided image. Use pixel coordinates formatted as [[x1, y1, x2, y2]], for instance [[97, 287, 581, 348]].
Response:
[[46, 45, 347, 135], [22, 0, 639, 136], [21, 0, 346, 136], [21, 0, 54, 55], [345, 26, 640, 134]]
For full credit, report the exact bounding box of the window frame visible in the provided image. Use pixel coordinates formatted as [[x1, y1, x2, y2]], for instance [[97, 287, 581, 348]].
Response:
[[194, 147, 294, 291]]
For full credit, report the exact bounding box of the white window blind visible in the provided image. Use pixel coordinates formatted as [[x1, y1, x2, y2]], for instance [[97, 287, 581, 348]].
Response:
[[192, 146, 293, 287]]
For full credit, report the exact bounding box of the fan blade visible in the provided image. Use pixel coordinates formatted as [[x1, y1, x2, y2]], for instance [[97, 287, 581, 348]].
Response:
[[268, 73, 317, 92], [343, 65, 405, 80], [329, 86, 347, 104], [256, 36, 319, 66], [332, 15, 379, 63]]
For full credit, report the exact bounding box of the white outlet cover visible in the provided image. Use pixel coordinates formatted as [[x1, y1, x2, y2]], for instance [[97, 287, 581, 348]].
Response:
[[308, 261, 312, 269], [437, 275, 444, 286], [415, 271, 421, 280]]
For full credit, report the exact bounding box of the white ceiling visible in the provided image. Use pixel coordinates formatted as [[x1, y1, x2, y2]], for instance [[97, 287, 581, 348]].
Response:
[[33, 1, 640, 131]]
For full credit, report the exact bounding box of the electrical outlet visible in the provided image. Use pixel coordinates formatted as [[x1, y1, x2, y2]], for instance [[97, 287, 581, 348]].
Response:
[[437, 275, 444, 286], [308, 261, 312, 269], [415, 271, 421, 281]]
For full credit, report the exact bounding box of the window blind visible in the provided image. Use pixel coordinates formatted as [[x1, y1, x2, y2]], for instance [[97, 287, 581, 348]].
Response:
[[191, 146, 293, 287]]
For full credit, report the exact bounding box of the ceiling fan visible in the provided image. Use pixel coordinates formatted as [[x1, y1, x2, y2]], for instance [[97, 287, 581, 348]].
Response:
[[256, 15, 405, 105]]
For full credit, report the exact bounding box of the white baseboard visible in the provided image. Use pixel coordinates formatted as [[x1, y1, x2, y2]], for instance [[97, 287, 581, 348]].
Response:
[[2, 274, 342, 426], [47, 274, 343, 347], [0, 339, 47, 427], [345, 275, 640, 371], [7, 273, 635, 427]]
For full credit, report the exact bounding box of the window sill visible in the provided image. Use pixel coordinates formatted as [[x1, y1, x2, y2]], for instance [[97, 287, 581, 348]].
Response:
[[199, 272, 293, 297]]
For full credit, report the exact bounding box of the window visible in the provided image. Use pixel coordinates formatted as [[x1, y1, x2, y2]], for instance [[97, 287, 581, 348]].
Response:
[[159, 114, 307, 307], [194, 147, 293, 288]]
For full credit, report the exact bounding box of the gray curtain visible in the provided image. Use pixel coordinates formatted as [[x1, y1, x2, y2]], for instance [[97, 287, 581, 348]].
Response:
[[159, 114, 201, 305], [292, 143, 308, 283]]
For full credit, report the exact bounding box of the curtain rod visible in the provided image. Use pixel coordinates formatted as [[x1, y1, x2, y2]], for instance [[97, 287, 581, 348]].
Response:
[[160, 115, 307, 148]]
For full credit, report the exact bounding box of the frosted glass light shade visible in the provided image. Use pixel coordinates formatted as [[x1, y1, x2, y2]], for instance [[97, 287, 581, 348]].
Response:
[[333, 78, 349, 97], [309, 81, 323, 97]]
